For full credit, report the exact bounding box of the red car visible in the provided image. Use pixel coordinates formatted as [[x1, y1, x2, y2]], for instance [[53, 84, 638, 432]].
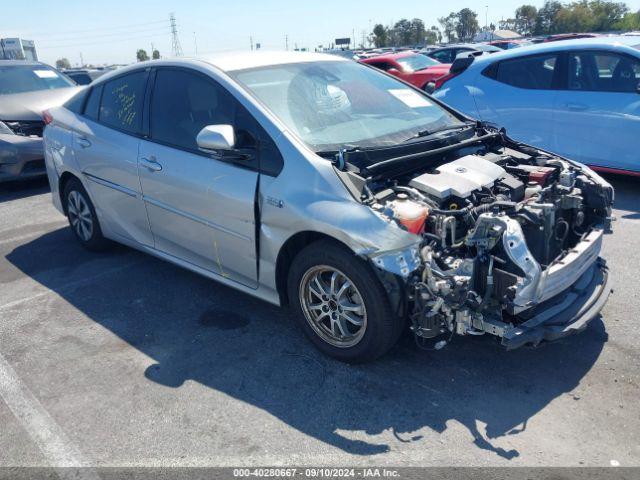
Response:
[[359, 52, 450, 90], [543, 33, 600, 42]]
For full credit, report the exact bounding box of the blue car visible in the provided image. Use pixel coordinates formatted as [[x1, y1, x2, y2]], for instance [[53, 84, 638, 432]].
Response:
[[433, 36, 640, 175]]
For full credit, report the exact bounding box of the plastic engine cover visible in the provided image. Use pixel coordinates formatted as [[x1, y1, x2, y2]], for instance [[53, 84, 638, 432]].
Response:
[[409, 155, 506, 199]]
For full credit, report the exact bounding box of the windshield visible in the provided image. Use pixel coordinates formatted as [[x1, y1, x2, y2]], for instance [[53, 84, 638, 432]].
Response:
[[229, 61, 461, 151], [396, 54, 440, 71], [0, 65, 74, 94]]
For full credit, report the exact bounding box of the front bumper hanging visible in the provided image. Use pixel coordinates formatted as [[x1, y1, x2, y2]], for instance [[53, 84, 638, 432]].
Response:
[[501, 258, 611, 350]]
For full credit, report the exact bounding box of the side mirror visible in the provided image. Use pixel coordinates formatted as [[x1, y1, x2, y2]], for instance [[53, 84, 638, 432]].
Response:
[[425, 82, 436, 94], [196, 124, 235, 152], [387, 68, 401, 75]]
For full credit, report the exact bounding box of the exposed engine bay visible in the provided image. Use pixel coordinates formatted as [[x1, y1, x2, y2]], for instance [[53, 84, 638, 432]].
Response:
[[332, 125, 614, 349]]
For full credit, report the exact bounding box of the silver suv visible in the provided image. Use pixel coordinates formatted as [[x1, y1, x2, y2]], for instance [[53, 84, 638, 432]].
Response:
[[43, 52, 614, 362]]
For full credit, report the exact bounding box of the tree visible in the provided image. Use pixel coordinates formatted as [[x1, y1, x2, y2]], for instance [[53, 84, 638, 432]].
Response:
[[535, 1, 564, 34], [370, 24, 388, 47], [553, 2, 593, 32], [615, 9, 640, 30], [152, 49, 160, 60], [429, 25, 442, 44], [498, 18, 518, 31], [392, 18, 413, 46], [55, 58, 71, 70], [455, 8, 479, 42], [136, 49, 149, 62], [588, 0, 628, 31], [438, 13, 458, 43], [515, 5, 538, 35], [409, 18, 427, 45]]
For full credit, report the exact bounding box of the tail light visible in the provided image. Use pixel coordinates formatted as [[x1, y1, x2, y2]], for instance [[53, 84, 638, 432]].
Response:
[[42, 110, 53, 125], [433, 54, 476, 91], [433, 72, 459, 91]]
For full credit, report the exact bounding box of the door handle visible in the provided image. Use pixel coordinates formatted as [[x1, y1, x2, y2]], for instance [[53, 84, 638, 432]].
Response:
[[76, 136, 91, 148], [565, 102, 589, 111], [140, 157, 162, 172]]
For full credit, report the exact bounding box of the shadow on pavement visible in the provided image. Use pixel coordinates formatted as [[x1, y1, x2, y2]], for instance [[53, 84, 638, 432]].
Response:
[[0, 177, 50, 203], [5, 226, 608, 460], [602, 173, 640, 220]]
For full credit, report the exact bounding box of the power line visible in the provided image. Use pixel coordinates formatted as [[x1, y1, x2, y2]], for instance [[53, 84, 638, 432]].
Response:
[[37, 26, 171, 43], [24, 19, 168, 37], [170, 13, 183, 56], [39, 32, 170, 49]]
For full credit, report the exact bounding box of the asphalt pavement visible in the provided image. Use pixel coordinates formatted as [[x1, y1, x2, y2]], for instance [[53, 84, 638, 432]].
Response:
[[0, 175, 638, 468]]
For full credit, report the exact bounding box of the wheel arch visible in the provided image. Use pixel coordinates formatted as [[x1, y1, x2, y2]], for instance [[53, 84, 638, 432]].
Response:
[[275, 231, 355, 306], [58, 171, 81, 215]]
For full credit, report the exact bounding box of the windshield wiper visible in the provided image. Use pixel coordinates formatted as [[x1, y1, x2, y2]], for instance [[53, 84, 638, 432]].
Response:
[[315, 145, 362, 158], [403, 122, 475, 143]]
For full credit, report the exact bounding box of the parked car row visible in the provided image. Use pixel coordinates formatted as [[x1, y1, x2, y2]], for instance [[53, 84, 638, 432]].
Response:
[[359, 51, 451, 90], [0, 60, 80, 182], [433, 36, 640, 175]]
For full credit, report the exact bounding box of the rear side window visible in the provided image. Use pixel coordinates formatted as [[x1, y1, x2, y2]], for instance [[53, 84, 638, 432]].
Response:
[[150, 69, 235, 151], [63, 88, 88, 114], [84, 85, 102, 121], [68, 73, 92, 85], [568, 51, 640, 92], [99, 71, 147, 134], [494, 54, 558, 89]]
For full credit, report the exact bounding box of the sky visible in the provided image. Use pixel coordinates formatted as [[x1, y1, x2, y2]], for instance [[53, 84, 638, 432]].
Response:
[[3, 0, 640, 66]]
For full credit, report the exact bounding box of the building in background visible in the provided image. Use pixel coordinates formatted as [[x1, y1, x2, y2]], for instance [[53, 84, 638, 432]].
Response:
[[474, 29, 520, 42], [0, 38, 38, 61]]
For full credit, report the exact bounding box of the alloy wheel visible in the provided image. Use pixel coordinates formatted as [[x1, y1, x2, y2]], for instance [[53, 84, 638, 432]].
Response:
[[299, 265, 367, 348], [67, 190, 93, 242]]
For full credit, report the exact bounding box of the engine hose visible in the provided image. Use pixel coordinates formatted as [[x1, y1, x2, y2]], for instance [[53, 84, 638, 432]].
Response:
[[470, 200, 516, 220], [556, 219, 570, 242]]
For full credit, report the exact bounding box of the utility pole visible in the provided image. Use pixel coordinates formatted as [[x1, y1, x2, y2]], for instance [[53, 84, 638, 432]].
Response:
[[151, 42, 155, 58], [170, 13, 183, 56], [485, 5, 489, 30], [285, 35, 288, 51], [250, 35, 254, 51], [79, 52, 84, 67]]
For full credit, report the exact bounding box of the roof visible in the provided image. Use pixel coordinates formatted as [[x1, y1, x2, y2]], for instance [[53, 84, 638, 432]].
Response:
[[196, 51, 347, 71], [0, 60, 45, 67], [467, 35, 640, 68], [492, 30, 521, 39]]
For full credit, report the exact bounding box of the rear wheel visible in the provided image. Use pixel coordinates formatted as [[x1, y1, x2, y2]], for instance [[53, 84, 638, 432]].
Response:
[[288, 240, 400, 362], [63, 178, 110, 251]]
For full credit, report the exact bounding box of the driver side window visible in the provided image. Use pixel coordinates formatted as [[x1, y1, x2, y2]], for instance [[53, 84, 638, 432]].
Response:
[[568, 51, 640, 93], [150, 68, 235, 151]]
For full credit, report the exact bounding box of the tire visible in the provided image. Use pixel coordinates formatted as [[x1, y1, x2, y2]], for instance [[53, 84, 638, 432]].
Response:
[[287, 239, 400, 363], [63, 178, 110, 251]]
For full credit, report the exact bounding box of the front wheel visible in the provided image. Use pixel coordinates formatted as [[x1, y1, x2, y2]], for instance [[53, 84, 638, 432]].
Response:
[[287, 240, 400, 363]]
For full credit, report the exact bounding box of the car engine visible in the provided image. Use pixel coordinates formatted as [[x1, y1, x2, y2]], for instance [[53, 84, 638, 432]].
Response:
[[352, 138, 614, 349]]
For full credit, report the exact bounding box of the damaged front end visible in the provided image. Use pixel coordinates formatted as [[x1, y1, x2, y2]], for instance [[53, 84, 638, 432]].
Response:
[[338, 125, 614, 349]]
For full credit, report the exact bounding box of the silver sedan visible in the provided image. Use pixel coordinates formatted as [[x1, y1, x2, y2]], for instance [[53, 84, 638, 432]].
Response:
[[43, 52, 613, 362]]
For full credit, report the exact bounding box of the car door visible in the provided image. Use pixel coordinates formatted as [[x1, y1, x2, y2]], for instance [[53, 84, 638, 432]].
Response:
[[473, 52, 561, 151], [553, 50, 640, 171], [71, 70, 154, 247], [137, 67, 260, 288]]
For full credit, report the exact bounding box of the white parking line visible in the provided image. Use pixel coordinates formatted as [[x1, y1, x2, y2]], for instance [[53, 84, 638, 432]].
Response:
[[0, 353, 100, 479]]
